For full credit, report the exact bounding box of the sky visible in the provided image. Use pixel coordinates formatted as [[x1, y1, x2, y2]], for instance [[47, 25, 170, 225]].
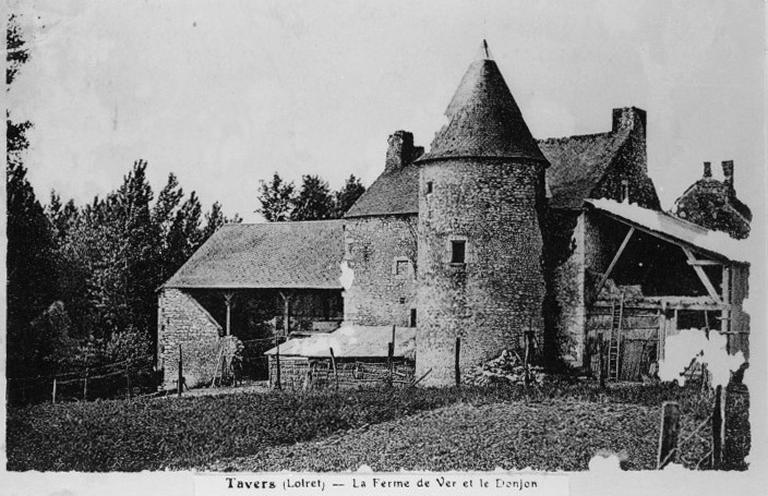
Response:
[[8, 0, 765, 223]]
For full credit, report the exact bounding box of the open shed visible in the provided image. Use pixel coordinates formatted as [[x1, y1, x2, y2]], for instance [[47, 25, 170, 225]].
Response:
[[581, 199, 749, 382], [157, 219, 345, 388]]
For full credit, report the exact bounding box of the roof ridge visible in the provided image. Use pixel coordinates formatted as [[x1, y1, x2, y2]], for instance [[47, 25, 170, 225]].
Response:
[[235, 218, 345, 226], [537, 130, 620, 143]]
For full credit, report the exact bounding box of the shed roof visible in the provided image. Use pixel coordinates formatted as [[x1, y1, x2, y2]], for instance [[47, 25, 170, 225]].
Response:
[[586, 199, 748, 264], [344, 163, 419, 218], [162, 219, 345, 289], [264, 325, 416, 359], [539, 130, 630, 209]]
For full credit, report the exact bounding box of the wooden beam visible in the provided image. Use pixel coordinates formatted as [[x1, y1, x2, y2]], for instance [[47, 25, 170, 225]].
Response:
[[721, 265, 731, 338], [682, 247, 723, 305], [279, 291, 292, 336], [686, 259, 722, 266], [223, 291, 234, 336], [595, 227, 636, 296], [593, 209, 737, 264]]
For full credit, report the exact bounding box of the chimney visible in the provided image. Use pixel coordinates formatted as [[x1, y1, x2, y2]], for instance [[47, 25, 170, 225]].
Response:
[[722, 160, 734, 189], [612, 107, 647, 136], [385, 130, 415, 173], [703, 161, 712, 178]]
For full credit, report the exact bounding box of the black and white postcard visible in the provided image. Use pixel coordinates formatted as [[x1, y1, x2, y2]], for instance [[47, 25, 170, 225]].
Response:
[[3, 1, 766, 495]]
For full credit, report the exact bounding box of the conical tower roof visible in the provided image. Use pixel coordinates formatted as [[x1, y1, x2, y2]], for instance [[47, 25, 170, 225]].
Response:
[[417, 41, 547, 164]]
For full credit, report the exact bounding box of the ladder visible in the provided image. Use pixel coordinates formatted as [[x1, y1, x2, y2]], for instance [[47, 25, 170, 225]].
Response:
[[608, 294, 624, 380]]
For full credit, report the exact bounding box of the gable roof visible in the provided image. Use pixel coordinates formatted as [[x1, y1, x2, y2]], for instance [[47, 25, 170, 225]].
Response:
[[162, 219, 345, 289], [344, 162, 419, 218], [264, 325, 416, 359], [539, 129, 631, 209], [417, 55, 547, 164], [586, 199, 747, 264]]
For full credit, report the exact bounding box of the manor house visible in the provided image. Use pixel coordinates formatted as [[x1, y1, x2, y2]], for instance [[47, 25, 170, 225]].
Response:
[[157, 42, 750, 389]]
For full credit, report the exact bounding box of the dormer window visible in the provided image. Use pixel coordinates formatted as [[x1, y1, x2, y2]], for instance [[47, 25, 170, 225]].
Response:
[[426, 181, 434, 194], [621, 179, 629, 203]]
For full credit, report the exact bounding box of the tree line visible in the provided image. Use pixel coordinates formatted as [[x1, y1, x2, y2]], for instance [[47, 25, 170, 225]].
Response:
[[6, 13, 366, 390], [256, 172, 365, 222]]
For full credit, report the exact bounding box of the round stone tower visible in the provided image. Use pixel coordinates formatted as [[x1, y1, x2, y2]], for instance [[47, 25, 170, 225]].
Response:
[[415, 42, 549, 386]]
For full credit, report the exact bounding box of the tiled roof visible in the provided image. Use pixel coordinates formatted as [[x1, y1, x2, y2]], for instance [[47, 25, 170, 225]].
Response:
[[344, 163, 419, 218], [416, 57, 547, 163], [264, 325, 416, 359], [538, 130, 631, 209], [162, 220, 345, 289], [586, 199, 747, 263]]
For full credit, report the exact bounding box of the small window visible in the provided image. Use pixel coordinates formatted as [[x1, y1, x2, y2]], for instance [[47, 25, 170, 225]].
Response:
[[621, 179, 629, 202], [395, 259, 410, 276], [410, 308, 417, 327], [450, 240, 466, 264], [426, 181, 434, 194]]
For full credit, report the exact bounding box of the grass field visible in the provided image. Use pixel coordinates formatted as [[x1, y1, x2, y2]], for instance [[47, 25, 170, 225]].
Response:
[[6, 381, 745, 472]]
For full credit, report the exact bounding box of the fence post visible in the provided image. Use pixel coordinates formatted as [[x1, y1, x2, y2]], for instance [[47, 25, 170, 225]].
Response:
[[83, 368, 89, 401], [52, 378, 57, 404], [455, 337, 461, 387], [329, 347, 339, 391], [524, 330, 531, 386], [597, 332, 605, 388], [712, 384, 724, 469], [657, 401, 681, 469], [177, 344, 183, 397], [274, 334, 282, 391]]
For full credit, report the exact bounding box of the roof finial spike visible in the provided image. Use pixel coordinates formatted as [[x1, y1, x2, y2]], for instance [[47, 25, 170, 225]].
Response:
[[479, 39, 493, 60]]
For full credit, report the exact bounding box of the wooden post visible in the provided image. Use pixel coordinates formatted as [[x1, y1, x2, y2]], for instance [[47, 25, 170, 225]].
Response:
[[329, 347, 339, 391], [721, 265, 731, 352], [711, 385, 726, 469], [51, 378, 57, 404], [224, 292, 234, 336], [274, 334, 282, 390], [455, 337, 461, 387], [524, 330, 532, 385], [657, 401, 681, 469], [279, 291, 292, 336], [177, 344, 183, 397], [597, 332, 605, 388], [83, 368, 89, 401]]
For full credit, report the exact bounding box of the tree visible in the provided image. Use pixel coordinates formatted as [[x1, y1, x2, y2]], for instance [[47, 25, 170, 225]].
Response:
[[6, 12, 62, 378], [334, 174, 366, 217], [291, 174, 335, 221], [201, 201, 241, 241], [165, 191, 203, 276], [6, 13, 28, 86], [256, 173, 294, 221]]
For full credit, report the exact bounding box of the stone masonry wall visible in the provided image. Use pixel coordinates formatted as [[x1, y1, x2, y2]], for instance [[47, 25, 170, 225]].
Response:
[[343, 215, 418, 327], [158, 288, 222, 390], [546, 211, 587, 368], [417, 158, 547, 386]]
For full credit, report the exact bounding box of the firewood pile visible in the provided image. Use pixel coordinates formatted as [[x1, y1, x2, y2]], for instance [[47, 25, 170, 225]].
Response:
[[462, 349, 546, 386]]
